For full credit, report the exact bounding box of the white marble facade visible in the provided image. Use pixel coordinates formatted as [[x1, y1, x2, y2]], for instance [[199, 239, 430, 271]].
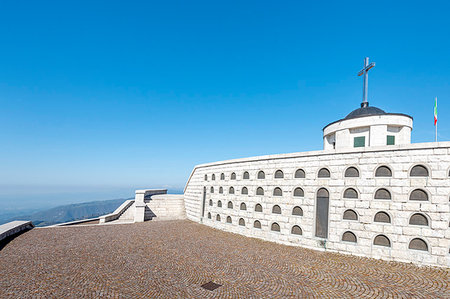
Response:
[[323, 113, 412, 150], [183, 143, 450, 267]]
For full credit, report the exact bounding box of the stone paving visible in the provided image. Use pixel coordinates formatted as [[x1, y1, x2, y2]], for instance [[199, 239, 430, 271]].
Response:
[[0, 220, 448, 298]]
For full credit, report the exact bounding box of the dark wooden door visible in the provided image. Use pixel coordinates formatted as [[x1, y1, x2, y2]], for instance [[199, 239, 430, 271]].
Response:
[[201, 187, 206, 218], [315, 188, 329, 238]]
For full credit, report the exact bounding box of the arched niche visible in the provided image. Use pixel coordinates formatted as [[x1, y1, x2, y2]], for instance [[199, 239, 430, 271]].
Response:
[[410, 165, 429, 177], [375, 166, 392, 177], [409, 213, 429, 226], [342, 231, 357, 243], [374, 188, 391, 200], [253, 220, 261, 229], [318, 168, 330, 178], [409, 189, 428, 201], [272, 205, 281, 214], [273, 187, 283, 196], [343, 209, 358, 221], [271, 222, 280, 232], [345, 167, 359, 178], [408, 238, 428, 251], [293, 187, 304, 197], [295, 169, 305, 178], [315, 188, 329, 238], [343, 188, 358, 199], [373, 234, 391, 247], [374, 211, 391, 223], [256, 187, 264, 195], [292, 206, 303, 216], [274, 170, 284, 178], [291, 225, 302, 235]]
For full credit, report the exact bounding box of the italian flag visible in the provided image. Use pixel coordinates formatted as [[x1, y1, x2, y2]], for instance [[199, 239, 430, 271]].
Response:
[[434, 97, 438, 126]]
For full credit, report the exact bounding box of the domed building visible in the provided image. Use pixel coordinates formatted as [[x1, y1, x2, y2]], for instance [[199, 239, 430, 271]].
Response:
[[323, 103, 413, 150], [103, 58, 450, 268], [180, 58, 449, 268]]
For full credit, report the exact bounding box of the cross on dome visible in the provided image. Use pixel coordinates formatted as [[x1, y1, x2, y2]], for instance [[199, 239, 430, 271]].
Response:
[[358, 57, 375, 108]]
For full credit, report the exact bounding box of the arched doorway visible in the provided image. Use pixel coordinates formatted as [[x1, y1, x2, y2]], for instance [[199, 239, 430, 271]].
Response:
[[315, 188, 329, 238], [201, 186, 206, 218]]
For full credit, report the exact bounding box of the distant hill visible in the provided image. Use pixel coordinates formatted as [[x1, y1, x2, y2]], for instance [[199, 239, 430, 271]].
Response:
[[2, 198, 131, 227]]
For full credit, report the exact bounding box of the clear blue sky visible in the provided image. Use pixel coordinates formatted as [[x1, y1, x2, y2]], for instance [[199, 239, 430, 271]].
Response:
[[1, 1, 449, 211]]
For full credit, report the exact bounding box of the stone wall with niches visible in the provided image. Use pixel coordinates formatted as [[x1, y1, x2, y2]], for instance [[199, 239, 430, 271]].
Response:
[[183, 142, 450, 268]]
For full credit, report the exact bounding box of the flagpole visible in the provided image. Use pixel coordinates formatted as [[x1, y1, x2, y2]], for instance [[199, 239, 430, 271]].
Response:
[[435, 96, 438, 143], [435, 118, 437, 142]]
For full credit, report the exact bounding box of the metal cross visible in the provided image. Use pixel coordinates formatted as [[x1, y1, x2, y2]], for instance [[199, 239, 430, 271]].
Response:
[[357, 57, 375, 107]]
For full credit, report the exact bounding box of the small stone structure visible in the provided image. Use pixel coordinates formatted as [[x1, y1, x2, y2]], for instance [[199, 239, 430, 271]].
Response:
[[100, 189, 186, 223], [145, 194, 186, 221], [135, 189, 168, 222]]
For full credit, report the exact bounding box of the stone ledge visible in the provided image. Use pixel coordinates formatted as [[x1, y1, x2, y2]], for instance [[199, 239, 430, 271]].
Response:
[[99, 200, 135, 223], [136, 189, 167, 195], [150, 194, 184, 200], [0, 221, 34, 243], [48, 218, 100, 227]]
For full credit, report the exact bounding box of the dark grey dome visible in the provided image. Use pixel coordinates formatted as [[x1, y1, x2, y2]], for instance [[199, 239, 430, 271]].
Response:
[[345, 105, 386, 120], [323, 101, 412, 131]]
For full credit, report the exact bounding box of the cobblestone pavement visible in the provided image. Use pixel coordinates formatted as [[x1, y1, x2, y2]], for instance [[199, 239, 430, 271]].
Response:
[[0, 220, 448, 298]]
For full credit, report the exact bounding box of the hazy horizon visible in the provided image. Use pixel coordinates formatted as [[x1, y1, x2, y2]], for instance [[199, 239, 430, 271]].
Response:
[[0, 184, 184, 217]]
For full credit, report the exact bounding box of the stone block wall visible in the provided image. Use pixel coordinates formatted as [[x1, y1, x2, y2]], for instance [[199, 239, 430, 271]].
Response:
[[135, 189, 167, 222], [145, 194, 186, 221], [184, 142, 450, 267]]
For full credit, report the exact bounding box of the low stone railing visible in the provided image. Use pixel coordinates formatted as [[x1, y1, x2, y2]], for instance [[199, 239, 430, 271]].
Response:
[[99, 199, 135, 223], [0, 221, 34, 243], [49, 217, 101, 227]]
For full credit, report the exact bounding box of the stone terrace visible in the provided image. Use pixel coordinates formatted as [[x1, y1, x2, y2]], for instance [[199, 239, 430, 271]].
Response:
[[0, 220, 448, 298]]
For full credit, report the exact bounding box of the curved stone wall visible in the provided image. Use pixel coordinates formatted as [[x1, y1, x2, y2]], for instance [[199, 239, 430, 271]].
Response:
[[184, 142, 450, 267]]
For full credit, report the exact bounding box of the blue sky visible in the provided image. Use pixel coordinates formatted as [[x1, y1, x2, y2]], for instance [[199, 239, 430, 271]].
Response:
[[1, 1, 449, 211]]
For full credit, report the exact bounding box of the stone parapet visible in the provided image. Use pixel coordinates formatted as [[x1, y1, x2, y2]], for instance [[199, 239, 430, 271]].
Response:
[[99, 200, 135, 223], [134, 189, 167, 222], [0, 221, 34, 242], [145, 194, 186, 221]]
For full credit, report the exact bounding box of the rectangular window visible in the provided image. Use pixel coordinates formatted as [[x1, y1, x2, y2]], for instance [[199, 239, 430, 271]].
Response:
[[353, 136, 365, 148], [387, 135, 395, 145]]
